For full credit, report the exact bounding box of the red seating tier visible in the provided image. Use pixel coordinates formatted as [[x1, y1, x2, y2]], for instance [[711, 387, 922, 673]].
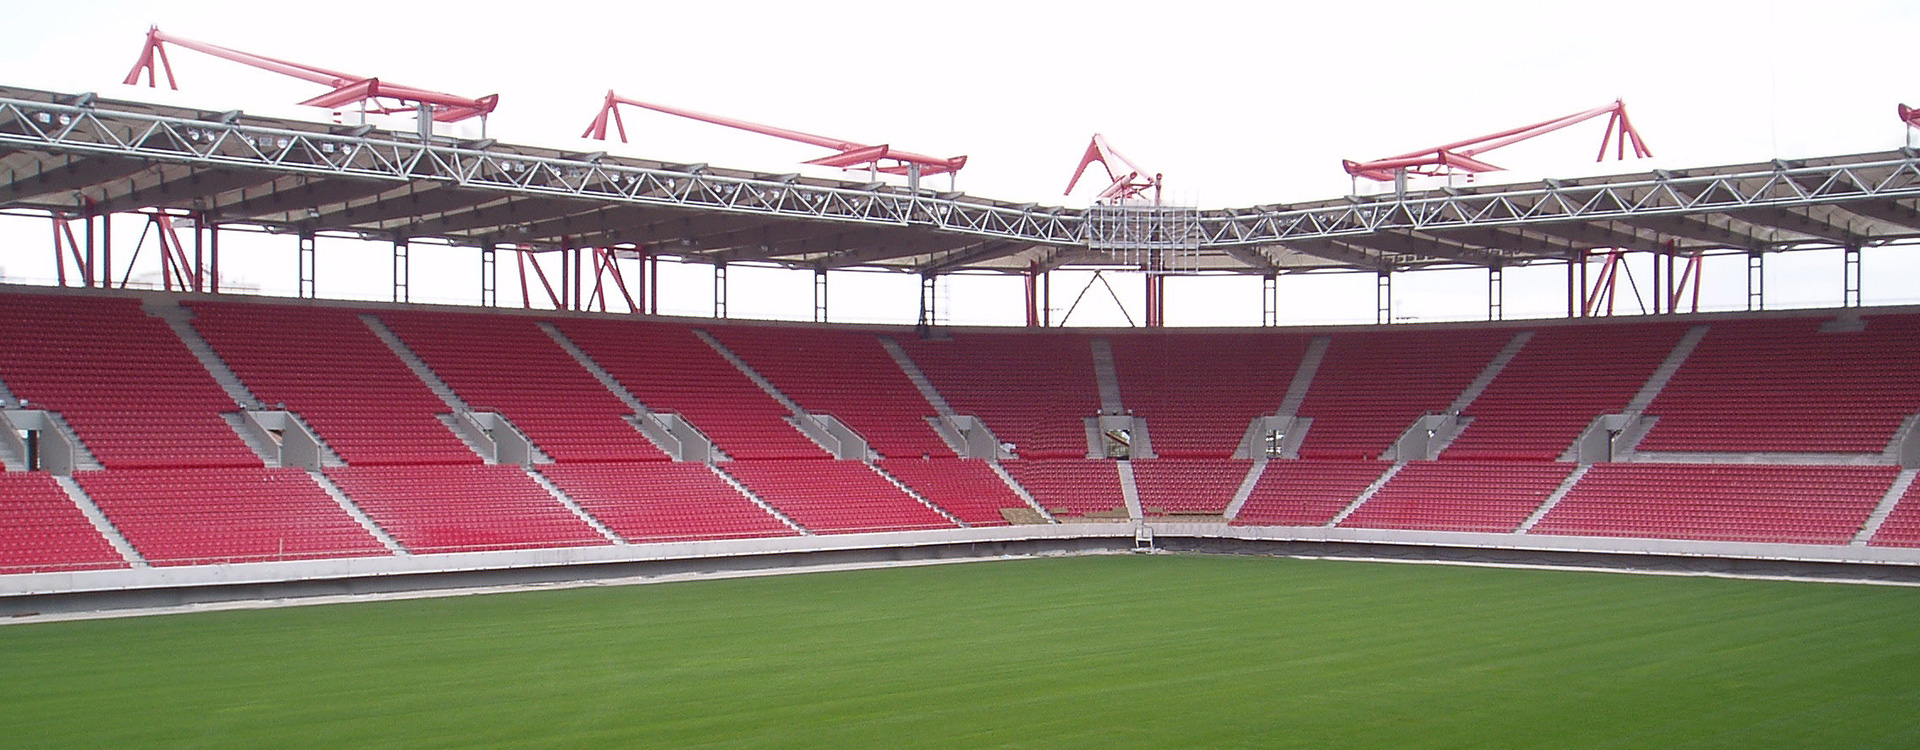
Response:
[[877, 459, 1024, 526], [1868, 476, 1920, 548], [190, 302, 479, 465], [380, 311, 668, 463], [1001, 459, 1127, 518], [712, 326, 953, 458], [1131, 458, 1253, 516], [0, 294, 260, 468], [0, 472, 126, 573], [555, 319, 828, 460], [719, 460, 955, 533], [1109, 333, 1311, 458], [537, 462, 796, 542], [1230, 460, 1391, 527], [900, 333, 1100, 459], [1295, 328, 1511, 459], [1445, 323, 1690, 460], [1534, 463, 1896, 545], [1639, 315, 1920, 452], [325, 464, 608, 553], [78, 467, 387, 566], [1338, 461, 1573, 533]]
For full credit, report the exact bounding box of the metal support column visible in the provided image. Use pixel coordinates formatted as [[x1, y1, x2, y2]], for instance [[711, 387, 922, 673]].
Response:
[[917, 274, 938, 331], [480, 244, 497, 307], [648, 252, 660, 315], [713, 262, 728, 318], [192, 213, 205, 293], [1144, 272, 1165, 328], [297, 231, 316, 299], [101, 212, 113, 289], [1488, 266, 1504, 321], [208, 221, 220, 294], [1746, 252, 1765, 311], [392, 238, 409, 303], [1024, 262, 1041, 327], [1844, 244, 1862, 307], [1262, 274, 1278, 327], [634, 248, 648, 314], [1375, 271, 1392, 324], [813, 268, 828, 323]]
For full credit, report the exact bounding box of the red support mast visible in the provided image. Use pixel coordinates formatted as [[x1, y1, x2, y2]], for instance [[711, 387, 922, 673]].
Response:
[[1342, 99, 1652, 182], [124, 26, 498, 124], [583, 90, 966, 178], [1064, 134, 1161, 204]]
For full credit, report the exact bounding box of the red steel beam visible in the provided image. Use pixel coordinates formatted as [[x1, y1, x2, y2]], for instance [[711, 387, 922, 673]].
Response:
[[582, 91, 966, 176], [124, 26, 497, 123], [1344, 99, 1653, 182]]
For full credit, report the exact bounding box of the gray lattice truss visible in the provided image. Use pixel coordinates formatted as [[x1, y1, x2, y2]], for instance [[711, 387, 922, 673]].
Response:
[[4, 85, 1919, 276]]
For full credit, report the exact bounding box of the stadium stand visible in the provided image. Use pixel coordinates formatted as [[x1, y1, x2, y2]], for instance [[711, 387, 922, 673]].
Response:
[[708, 326, 953, 458], [1868, 478, 1920, 548], [1533, 463, 1898, 545], [1230, 459, 1391, 527], [898, 332, 1100, 458], [876, 458, 1025, 526], [1293, 328, 1512, 459], [1107, 332, 1312, 457], [1444, 322, 1692, 460], [1131, 458, 1252, 516], [719, 460, 955, 533], [378, 310, 669, 463], [324, 464, 608, 552], [0, 472, 126, 572], [1637, 314, 1920, 453], [1339, 460, 1575, 533], [1001, 459, 1128, 518], [78, 466, 387, 565], [537, 462, 797, 542], [189, 301, 480, 465], [0, 293, 260, 468], [554, 319, 828, 460]]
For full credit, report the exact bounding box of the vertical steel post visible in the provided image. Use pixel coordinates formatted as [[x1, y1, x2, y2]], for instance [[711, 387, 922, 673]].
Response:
[[297, 231, 316, 299], [813, 268, 828, 323], [1262, 274, 1278, 327], [1747, 252, 1765, 311], [1375, 271, 1392, 324], [480, 244, 497, 307], [392, 238, 409, 303], [1844, 244, 1862, 307], [713, 262, 728, 318], [1489, 266, 1504, 321]]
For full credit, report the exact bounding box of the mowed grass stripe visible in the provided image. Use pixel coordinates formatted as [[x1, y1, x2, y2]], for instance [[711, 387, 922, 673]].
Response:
[[3, 554, 1918, 749]]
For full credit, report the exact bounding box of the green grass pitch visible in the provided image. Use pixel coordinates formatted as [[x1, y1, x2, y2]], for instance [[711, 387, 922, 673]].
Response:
[[4, 554, 1919, 748]]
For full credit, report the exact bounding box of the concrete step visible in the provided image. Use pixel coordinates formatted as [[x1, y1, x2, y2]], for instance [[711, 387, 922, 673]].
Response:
[[707, 463, 809, 535], [987, 461, 1057, 523], [1089, 338, 1124, 415], [1625, 324, 1711, 413], [1222, 457, 1269, 521], [1517, 464, 1591, 533], [868, 462, 966, 527], [306, 470, 406, 554], [878, 336, 957, 417], [151, 302, 263, 410], [1327, 462, 1405, 527], [1277, 336, 1331, 418], [525, 468, 625, 544], [1853, 468, 1918, 546], [52, 475, 145, 567], [1116, 459, 1143, 521], [1449, 330, 1533, 413]]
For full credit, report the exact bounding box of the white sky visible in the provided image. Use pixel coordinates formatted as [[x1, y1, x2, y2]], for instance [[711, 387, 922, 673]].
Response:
[[2, 0, 1918, 326]]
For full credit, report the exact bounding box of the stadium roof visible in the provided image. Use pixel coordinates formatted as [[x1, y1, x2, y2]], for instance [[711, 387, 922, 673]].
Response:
[[5, 84, 1920, 277]]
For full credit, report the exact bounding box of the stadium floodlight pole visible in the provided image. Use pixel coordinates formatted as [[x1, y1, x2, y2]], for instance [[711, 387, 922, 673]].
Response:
[[1342, 99, 1653, 182], [1064, 134, 1162, 204], [123, 26, 499, 125], [582, 90, 968, 179]]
